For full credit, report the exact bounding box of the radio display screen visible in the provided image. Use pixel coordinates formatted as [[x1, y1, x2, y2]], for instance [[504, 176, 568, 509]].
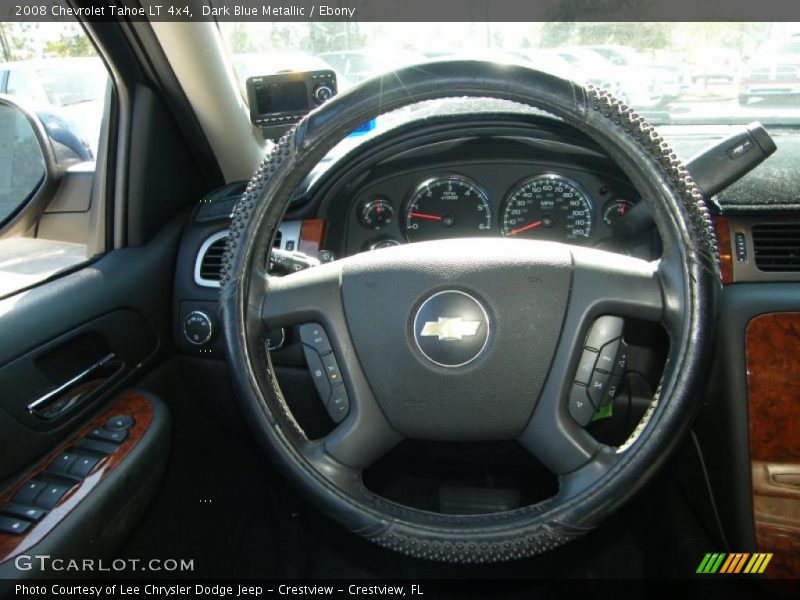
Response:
[[254, 80, 308, 114]]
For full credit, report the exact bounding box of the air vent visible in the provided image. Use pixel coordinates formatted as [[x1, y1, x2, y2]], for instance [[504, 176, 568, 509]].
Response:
[[197, 233, 228, 286], [193, 225, 300, 288], [752, 223, 800, 272]]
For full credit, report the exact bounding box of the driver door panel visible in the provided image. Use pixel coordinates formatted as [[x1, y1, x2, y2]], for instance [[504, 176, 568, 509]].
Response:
[[0, 216, 181, 481]]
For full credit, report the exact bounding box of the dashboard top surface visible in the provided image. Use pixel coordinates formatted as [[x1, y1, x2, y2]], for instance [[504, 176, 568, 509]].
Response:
[[294, 101, 800, 217], [305, 109, 660, 261]]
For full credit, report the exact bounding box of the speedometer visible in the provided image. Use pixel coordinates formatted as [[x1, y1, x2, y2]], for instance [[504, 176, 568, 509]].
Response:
[[404, 175, 491, 243], [501, 174, 593, 242]]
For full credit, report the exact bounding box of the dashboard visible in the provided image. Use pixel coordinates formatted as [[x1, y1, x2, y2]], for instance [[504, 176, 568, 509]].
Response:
[[343, 164, 647, 255], [170, 108, 800, 575], [173, 112, 663, 363], [311, 115, 660, 261]]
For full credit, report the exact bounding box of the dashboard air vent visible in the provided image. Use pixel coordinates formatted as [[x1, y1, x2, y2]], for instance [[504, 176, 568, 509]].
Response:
[[199, 235, 228, 282], [752, 223, 800, 272], [193, 225, 300, 288]]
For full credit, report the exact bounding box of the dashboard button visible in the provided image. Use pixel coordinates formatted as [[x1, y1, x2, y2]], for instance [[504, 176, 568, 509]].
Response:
[[568, 383, 595, 426], [320, 353, 342, 386], [605, 375, 623, 405], [585, 316, 624, 351], [596, 339, 621, 373], [575, 348, 598, 385], [303, 346, 331, 402], [184, 310, 214, 346], [299, 322, 333, 355], [612, 342, 629, 377], [588, 370, 611, 406], [327, 384, 350, 423]]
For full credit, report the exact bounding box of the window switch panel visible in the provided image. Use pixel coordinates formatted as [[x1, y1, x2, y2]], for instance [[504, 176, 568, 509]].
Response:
[[88, 427, 127, 444], [0, 515, 32, 536], [32, 483, 71, 510], [68, 455, 101, 479], [0, 502, 46, 522], [12, 480, 48, 506]]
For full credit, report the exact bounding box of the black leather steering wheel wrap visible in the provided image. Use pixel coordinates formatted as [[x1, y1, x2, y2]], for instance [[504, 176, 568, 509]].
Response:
[[220, 61, 720, 563]]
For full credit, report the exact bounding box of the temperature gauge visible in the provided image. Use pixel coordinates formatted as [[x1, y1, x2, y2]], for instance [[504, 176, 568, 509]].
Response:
[[359, 198, 394, 230], [602, 199, 634, 227]]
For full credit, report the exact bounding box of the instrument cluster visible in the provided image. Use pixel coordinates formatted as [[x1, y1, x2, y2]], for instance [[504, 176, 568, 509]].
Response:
[[342, 163, 647, 256]]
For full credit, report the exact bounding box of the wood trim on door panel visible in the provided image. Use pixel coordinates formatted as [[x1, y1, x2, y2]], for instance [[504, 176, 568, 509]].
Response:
[[0, 392, 152, 563], [746, 312, 800, 578]]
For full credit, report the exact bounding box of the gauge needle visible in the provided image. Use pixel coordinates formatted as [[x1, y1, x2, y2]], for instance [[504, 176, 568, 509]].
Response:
[[507, 220, 543, 236], [409, 211, 443, 221]]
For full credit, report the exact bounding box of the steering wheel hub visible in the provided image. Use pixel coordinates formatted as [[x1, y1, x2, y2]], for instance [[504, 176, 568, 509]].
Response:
[[412, 289, 490, 368], [340, 239, 571, 441]]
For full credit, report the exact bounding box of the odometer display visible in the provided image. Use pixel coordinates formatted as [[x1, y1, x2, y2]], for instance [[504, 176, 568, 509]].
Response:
[[404, 175, 492, 243], [501, 175, 593, 242]]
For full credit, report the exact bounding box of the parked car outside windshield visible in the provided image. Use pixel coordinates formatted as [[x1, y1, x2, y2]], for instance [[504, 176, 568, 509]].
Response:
[[739, 38, 800, 106], [218, 22, 800, 127], [0, 56, 107, 158]]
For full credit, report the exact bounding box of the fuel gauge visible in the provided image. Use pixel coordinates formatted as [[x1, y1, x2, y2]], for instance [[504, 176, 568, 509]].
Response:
[[602, 199, 634, 227]]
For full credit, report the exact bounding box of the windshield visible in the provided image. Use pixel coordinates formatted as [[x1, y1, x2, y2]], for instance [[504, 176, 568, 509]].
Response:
[[219, 22, 800, 126], [761, 40, 800, 55], [36, 61, 107, 107]]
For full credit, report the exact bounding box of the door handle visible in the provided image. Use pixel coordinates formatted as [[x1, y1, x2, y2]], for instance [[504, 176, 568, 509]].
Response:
[[753, 461, 800, 499], [27, 352, 123, 420]]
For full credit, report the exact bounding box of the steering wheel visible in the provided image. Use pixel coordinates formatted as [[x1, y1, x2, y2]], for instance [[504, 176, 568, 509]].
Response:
[[220, 61, 719, 563]]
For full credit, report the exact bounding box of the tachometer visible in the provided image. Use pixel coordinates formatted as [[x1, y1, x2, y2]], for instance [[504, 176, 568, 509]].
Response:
[[501, 174, 593, 241], [404, 175, 491, 243]]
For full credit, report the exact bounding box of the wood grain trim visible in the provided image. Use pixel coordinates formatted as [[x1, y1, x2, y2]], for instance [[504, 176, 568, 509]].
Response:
[[0, 392, 153, 563], [712, 215, 733, 285], [298, 219, 325, 256], [746, 312, 800, 578]]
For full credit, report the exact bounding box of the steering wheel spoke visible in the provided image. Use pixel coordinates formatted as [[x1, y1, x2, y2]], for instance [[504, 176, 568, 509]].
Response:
[[570, 246, 664, 324], [322, 407, 402, 470], [519, 247, 668, 476], [260, 264, 403, 471], [260, 262, 344, 328]]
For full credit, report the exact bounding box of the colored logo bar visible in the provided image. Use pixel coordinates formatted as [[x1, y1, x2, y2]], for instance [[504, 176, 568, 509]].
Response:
[[696, 553, 773, 574]]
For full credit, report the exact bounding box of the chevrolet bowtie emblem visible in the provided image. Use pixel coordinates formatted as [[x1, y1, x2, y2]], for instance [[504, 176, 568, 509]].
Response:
[[420, 317, 481, 341]]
